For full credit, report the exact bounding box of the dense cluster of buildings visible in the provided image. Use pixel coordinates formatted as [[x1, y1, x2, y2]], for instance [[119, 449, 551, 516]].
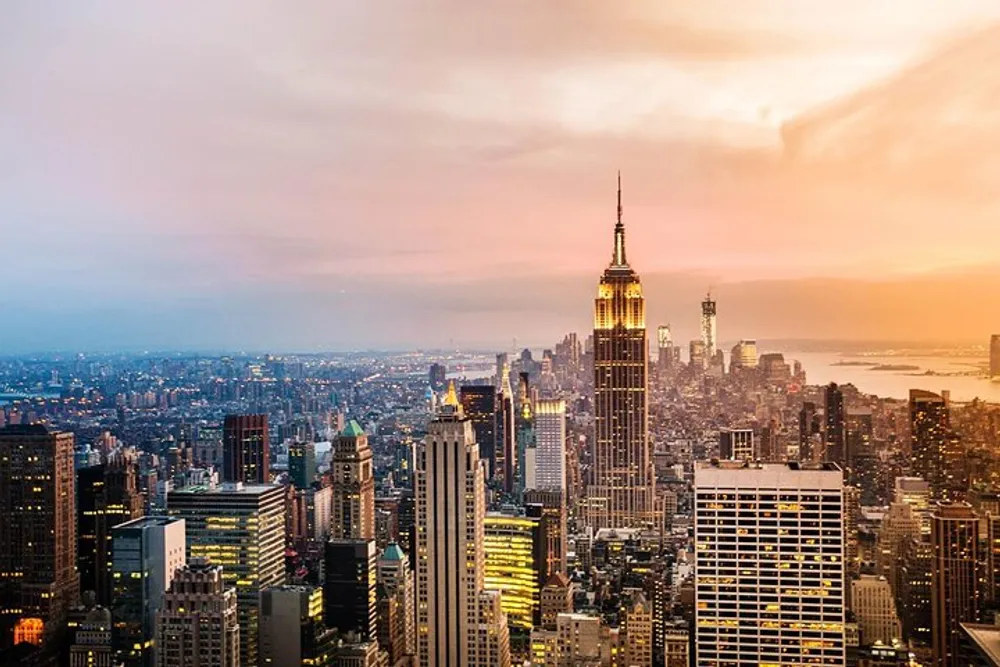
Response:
[[2, 184, 1000, 666]]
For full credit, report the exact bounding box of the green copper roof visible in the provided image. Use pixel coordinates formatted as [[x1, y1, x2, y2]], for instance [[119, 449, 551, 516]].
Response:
[[341, 420, 365, 438], [381, 543, 405, 562]]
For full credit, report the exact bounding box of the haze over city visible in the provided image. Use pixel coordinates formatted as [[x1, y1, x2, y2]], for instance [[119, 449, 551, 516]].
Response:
[[3, 1, 1000, 351]]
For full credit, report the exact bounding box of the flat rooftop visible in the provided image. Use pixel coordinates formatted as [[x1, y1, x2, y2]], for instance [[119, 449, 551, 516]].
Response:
[[695, 461, 843, 490]]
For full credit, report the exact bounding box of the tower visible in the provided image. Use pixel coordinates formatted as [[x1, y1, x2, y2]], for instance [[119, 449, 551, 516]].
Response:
[[589, 173, 653, 529], [288, 441, 316, 489], [701, 291, 717, 359], [0, 425, 80, 652], [323, 539, 377, 639], [533, 399, 566, 493], [694, 461, 846, 666], [415, 383, 511, 666], [931, 502, 984, 667], [331, 420, 376, 540], [260, 586, 334, 667], [377, 543, 416, 665], [460, 385, 498, 479], [167, 483, 285, 667], [497, 365, 517, 493], [825, 382, 846, 465], [222, 414, 270, 484]]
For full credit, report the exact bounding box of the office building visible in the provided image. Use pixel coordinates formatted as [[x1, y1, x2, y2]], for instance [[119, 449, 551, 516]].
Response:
[[0, 425, 80, 651], [689, 340, 707, 370], [539, 573, 572, 631], [959, 618, 1000, 667], [589, 175, 654, 529], [533, 399, 566, 493], [69, 606, 115, 667], [324, 539, 377, 640], [460, 385, 497, 479], [701, 292, 717, 358], [414, 385, 511, 666], [991, 335, 1000, 379], [851, 575, 902, 646], [428, 363, 447, 392], [331, 421, 375, 541], [111, 516, 186, 666], [377, 543, 415, 666], [78, 452, 145, 605], [222, 414, 270, 484], [910, 390, 964, 500], [525, 490, 568, 580], [484, 513, 543, 631], [621, 591, 653, 667], [730, 340, 758, 371], [825, 383, 846, 465], [694, 461, 846, 666], [515, 372, 535, 494], [931, 502, 985, 667], [719, 427, 755, 461], [260, 585, 334, 667], [167, 483, 285, 667], [664, 626, 690, 667], [155, 558, 239, 667], [497, 366, 516, 493], [799, 401, 821, 462], [288, 441, 317, 490]]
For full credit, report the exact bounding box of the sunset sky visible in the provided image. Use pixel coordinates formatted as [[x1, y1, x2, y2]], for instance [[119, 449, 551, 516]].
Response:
[[2, 1, 999, 351]]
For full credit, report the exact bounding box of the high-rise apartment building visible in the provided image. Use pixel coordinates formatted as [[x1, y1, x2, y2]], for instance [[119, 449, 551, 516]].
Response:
[[324, 539, 377, 640], [484, 513, 543, 631], [0, 425, 80, 651], [533, 399, 566, 493], [910, 390, 964, 499], [694, 461, 846, 666], [78, 452, 145, 605], [461, 385, 498, 480], [288, 441, 316, 490], [414, 387, 511, 666], [701, 292, 717, 359], [167, 483, 285, 667], [331, 421, 375, 541], [589, 175, 653, 529], [990, 335, 1000, 379], [155, 558, 239, 667], [260, 585, 334, 667], [931, 502, 985, 667], [376, 543, 415, 666], [222, 414, 270, 484], [851, 575, 902, 646], [825, 383, 846, 465]]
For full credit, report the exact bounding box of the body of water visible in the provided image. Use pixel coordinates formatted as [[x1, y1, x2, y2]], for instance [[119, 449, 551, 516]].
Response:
[[784, 351, 999, 403]]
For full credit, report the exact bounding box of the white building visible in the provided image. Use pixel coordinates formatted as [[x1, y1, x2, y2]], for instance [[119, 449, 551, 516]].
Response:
[[694, 462, 845, 666], [415, 384, 510, 667], [533, 399, 566, 493]]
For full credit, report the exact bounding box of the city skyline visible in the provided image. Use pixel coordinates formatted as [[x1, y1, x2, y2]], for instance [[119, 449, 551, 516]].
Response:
[[3, 3, 1000, 352]]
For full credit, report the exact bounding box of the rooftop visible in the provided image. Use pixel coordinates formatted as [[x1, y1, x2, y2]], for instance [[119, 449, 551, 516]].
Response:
[[961, 622, 1000, 666], [341, 420, 365, 438]]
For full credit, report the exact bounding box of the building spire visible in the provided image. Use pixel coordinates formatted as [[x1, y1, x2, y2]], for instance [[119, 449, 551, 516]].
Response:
[[613, 171, 627, 266]]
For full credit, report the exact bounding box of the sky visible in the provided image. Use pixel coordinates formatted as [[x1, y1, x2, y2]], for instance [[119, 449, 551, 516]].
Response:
[[2, 1, 1000, 352]]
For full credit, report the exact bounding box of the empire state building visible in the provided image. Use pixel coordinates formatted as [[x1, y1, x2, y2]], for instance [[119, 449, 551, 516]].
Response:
[[588, 175, 654, 529]]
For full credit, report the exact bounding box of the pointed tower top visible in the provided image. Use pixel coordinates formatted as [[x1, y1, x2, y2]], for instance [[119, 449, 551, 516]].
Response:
[[612, 171, 627, 267], [444, 380, 459, 408]]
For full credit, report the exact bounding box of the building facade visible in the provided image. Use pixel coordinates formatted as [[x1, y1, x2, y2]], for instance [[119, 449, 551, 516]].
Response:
[[324, 539, 377, 640], [222, 414, 270, 484], [533, 399, 566, 494], [155, 559, 239, 667], [331, 421, 376, 541], [589, 176, 653, 529]]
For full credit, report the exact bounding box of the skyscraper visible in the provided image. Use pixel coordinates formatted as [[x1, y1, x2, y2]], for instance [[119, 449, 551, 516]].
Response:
[[331, 420, 376, 540], [533, 399, 566, 493], [260, 585, 334, 667], [0, 424, 80, 652], [111, 515, 187, 667], [428, 363, 447, 392], [414, 384, 511, 666], [155, 558, 239, 667], [376, 543, 415, 666], [222, 414, 270, 484], [460, 385, 497, 479], [851, 575, 902, 646], [825, 382, 846, 465], [931, 502, 984, 667], [910, 389, 965, 500], [701, 291, 717, 359], [990, 334, 1000, 379], [515, 372, 535, 494], [497, 365, 517, 493], [77, 452, 145, 605], [288, 441, 316, 490], [484, 513, 543, 631], [589, 174, 653, 529], [323, 539, 377, 640], [167, 483, 285, 667], [694, 461, 846, 666], [524, 490, 568, 581]]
